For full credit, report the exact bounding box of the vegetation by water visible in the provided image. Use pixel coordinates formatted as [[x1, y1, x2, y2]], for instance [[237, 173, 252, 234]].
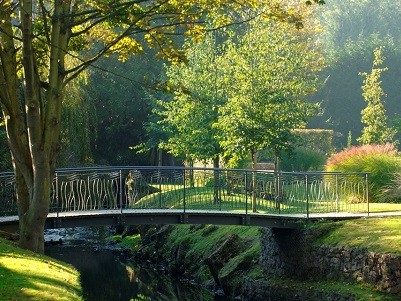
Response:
[[115, 219, 401, 301], [0, 238, 82, 301], [311, 216, 401, 256]]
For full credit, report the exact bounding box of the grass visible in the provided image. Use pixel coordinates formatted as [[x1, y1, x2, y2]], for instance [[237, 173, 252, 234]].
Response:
[[264, 276, 399, 301], [134, 223, 400, 300], [131, 183, 401, 216], [109, 212, 401, 300], [108, 234, 141, 249], [162, 224, 262, 283], [0, 238, 82, 301], [311, 217, 401, 255], [368, 203, 401, 212]]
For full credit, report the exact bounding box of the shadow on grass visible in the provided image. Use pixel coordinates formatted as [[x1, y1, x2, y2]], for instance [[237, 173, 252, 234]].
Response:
[[0, 252, 81, 301]]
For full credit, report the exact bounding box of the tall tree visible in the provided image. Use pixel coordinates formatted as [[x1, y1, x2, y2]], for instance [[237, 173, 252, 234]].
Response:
[[0, 0, 259, 253], [157, 33, 224, 166], [215, 17, 322, 168], [309, 0, 401, 147], [59, 72, 94, 167], [215, 16, 323, 211], [0, 0, 319, 253], [357, 47, 396, 145], [87, 54, 159, 166]]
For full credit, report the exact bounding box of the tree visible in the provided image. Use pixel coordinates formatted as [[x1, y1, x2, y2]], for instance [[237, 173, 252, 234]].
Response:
[[214, 16, 323, 211], [215, 17, 322, 168], [58, 72, 94, 167], [0, 0, 320, 253], [152, 33, 226, 201], [0, 0, 262, 253], [157, 33, 224, 166], [87, 54, 160, 166], [308, 0, 401, 147], [357, 47, 396, 145]]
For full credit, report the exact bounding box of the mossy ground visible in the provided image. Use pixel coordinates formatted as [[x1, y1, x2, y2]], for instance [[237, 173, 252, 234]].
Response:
[[0, 238, 82, 301], [115, 217, 401, 300], [310, 216, 401, 255]]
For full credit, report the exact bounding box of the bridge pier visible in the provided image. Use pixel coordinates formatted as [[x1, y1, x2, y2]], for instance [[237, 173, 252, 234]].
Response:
[[260, 227, 311, 278]]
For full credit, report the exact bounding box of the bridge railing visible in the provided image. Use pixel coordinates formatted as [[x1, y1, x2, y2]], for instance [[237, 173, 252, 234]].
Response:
[[0, 166, 370, 218]]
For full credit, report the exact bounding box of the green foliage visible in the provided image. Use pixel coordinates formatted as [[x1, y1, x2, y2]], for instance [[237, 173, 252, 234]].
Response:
[[58, 74, 94, 167], [149, 7, 324, 168], [357, 48, 396, 145], [293, 129, 335, 157], [87, 54, 159, 166], [280, 149, 326, 172], [326, 144, 401, 201], [155, 32, 224, 163], [347, 131, 353, 148], [214, 16, 323, 167], [277, 129, 335, 172], [310, 1, 401, 147], [0, 126, 12, 171], [318, 0, 401, 58]]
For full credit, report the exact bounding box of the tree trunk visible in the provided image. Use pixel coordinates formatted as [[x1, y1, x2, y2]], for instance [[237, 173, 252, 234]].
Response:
[[0, 0, 71, 253], [187, 158, 195, 188], [158, 148, 163, 166], [213, 156, 220, 204], [274, 148, 280, 210], [251, 148, 257, 212], [274, 147, 280, 173], [16, 163, 51, 253]]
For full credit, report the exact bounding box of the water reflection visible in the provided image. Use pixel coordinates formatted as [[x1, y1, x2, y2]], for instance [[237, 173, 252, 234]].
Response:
[[45, 246, 219, 301]]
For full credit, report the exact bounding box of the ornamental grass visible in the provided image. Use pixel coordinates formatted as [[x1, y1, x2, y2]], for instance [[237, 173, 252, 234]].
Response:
[[326, 144, 401, 202]]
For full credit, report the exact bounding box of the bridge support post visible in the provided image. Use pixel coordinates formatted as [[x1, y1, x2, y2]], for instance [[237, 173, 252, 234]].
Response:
[[260, 227, 306, 278], [245, 171, 248, 215], [305, 174, 309, 222], [55, 173, 60, 220], [119, 170, 123, 213], [366, 173, 369, 217], [183, 170, 186, 214]]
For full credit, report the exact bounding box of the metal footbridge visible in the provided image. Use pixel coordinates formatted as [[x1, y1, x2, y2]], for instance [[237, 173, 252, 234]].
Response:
[[0, 166, 372, 231]]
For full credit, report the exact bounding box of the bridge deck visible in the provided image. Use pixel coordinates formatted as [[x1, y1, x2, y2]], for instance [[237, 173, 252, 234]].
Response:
[[2, 209, 400, 233]]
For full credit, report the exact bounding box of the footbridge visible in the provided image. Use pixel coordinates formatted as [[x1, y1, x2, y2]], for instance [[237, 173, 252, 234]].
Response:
[[0, 166, 371, 232]]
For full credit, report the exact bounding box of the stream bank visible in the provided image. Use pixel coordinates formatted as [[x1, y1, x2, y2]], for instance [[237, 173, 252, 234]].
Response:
[[44, 226, 221, 301], [134, 224, 400, 301]]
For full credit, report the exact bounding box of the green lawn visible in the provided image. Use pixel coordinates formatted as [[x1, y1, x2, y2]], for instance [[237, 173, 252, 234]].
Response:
[[131, 184, 401, 216], [311, 216, 401, 255], [0, 238, 82, 301]]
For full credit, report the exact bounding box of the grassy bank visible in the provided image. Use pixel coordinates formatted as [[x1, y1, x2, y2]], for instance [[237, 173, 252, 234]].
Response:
[[115, 217, 401, 300], [0, 238, 82, 301], [311, 216, 401, 255]]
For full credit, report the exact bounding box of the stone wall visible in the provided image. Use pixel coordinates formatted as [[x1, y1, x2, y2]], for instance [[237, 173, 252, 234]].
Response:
[[259, 228, 401, 294], [242, 279, 356, 301]]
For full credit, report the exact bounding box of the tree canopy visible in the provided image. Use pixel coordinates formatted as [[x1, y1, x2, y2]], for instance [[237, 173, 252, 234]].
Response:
[[357, 48, 396, 145], [309, 0, 401, 146], [0, 0, 323, 253], [150, 10, 323, 169], [151, 32, 224, 165], [214, 17, 323, 168]]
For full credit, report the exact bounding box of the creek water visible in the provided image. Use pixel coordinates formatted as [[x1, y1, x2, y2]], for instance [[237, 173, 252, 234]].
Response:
[[44, 227, 225, 301]]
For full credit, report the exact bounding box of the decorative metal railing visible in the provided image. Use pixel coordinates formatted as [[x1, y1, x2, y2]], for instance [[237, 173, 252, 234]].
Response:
[[0, 166, 370, 218]]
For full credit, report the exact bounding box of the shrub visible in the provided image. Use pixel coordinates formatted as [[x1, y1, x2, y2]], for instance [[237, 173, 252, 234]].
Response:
[[293, 129, 335, 156], [280, 148, 326, 171], [325, 144, 401, 202], [381, 173, 401, 202]]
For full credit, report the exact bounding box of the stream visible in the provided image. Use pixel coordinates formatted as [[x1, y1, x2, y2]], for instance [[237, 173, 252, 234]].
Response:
[[44, 227, 224, 301]]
